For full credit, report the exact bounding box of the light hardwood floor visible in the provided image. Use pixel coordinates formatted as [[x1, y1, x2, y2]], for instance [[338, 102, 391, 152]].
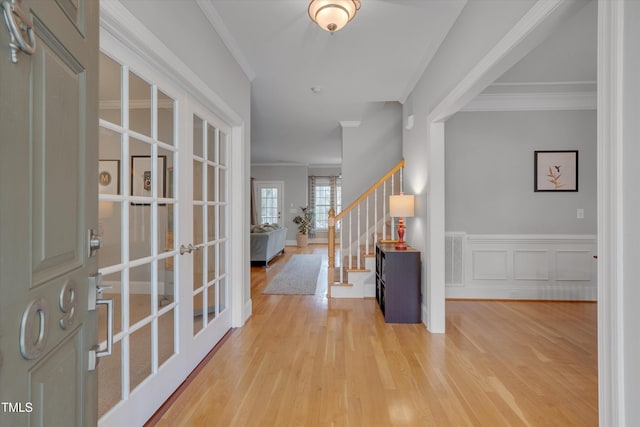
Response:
[[151, 245, 597, 426]]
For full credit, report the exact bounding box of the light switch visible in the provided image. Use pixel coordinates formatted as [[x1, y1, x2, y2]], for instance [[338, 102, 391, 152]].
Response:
[[577, 208, 584, 219]]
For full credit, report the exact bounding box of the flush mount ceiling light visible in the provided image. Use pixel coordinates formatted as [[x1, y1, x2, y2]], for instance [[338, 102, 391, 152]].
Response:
[[308, 0, 361, 33]]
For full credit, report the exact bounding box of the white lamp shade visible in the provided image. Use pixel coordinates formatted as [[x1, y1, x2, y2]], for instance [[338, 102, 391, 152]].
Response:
[[389, 194, 415, 218], [308, 0, 361, 32]]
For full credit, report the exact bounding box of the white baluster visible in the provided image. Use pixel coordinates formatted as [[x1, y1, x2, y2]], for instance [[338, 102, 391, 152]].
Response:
[[366, 196, 370, 255], [374, 186, 378, 246], [348, 212, 352, 270], [357, 204, 361, 269], [382, 180, 387, 240], [340, 219, 344, 283], [391, 172, 395, 238]]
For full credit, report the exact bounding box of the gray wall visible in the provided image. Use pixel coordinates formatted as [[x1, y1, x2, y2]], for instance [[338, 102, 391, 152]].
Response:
[[342, 102, 403, 206], [445, 110, 597, 234], [251, 165, 308, 242]]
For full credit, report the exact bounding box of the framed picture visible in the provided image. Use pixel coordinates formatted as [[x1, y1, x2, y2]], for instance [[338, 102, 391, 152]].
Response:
[[98, 160, 120, 195], [131, 155, 166, 201], [534, 150, 578, 192]]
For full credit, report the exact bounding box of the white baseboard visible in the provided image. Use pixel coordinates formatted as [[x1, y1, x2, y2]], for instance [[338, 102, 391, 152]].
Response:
[[445, 233, 597, 301], [285, 239, 328, 246], [363, 283, 375, 298]]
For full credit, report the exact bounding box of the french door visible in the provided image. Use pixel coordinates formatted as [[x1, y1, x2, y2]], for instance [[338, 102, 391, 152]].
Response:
[[96, 45, 231, 426], [187, 110, 232, 365]]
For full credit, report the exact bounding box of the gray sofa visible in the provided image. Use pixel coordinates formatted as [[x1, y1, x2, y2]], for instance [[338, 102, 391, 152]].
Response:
[[250, 224, 287, 266]]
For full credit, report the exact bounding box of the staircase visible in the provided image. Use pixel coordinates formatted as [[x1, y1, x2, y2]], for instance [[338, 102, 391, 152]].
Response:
[[327, 160, 403, 298]]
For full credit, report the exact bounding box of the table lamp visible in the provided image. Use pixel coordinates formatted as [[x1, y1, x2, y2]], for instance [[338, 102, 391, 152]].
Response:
[[389, 193, 414, 250]]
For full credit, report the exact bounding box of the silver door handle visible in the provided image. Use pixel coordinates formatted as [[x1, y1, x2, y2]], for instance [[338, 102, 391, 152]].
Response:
[[96, 299, 113, 358], [180, 243, 204, 255], [88, 298, 113, 371], [1, 0, 36, 64], [88, 273, 113, 370]]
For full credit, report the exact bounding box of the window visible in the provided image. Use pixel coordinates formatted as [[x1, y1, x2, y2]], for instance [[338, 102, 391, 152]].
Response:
[[310, 176, 341, 231], [260, 187, 279, 224]]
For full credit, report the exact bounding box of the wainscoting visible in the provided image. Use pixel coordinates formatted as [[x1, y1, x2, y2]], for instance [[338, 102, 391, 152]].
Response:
[[445, 233, 597, 300]]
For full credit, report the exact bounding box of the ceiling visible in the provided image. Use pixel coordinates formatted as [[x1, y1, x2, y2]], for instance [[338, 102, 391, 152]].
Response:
[[208, 0, 466, 165], [206, 0, 595, 166]]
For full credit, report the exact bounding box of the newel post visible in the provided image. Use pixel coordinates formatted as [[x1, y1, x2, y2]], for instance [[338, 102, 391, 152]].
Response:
[[327, 208, 335, 298]]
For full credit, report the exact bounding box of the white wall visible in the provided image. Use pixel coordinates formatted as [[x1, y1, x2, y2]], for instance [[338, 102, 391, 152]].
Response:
[[445, 110, 597, 234], [251, 165, 308, 242], [342, 102, 403, 206]]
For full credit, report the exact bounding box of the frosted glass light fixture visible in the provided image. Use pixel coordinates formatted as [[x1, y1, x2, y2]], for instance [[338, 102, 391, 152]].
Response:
[[389, 193, 415, 250], [308, 0, 361, 33]]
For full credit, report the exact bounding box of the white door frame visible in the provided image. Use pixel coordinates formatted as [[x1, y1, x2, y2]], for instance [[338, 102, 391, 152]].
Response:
[[596, 1, 625, 424]]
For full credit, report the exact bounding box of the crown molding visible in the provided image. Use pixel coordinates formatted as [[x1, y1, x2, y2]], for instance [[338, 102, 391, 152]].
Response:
[[308, 163, 342, 168], [251, 162, 310, 167], [490, 80, 596, 87], [196, 0, 256, 82], [462, 91, 596, 112]]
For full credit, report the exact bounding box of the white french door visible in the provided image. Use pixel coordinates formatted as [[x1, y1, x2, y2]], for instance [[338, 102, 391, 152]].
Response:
[[96, 50, 182, 426], [186, 110, 232, 365], [254, 181, 284, 227], [96, 39, 232, 425]]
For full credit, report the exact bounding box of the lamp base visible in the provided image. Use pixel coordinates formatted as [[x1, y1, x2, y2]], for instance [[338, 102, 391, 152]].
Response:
[[395, 217, 408, 250], [395, 241, 408, 250]]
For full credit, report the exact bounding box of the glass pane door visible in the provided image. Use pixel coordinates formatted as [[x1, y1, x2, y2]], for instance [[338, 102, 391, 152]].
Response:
[[191, 114, 230, 339], [255, 181, 283, 227], [97, 52, 178, 421]]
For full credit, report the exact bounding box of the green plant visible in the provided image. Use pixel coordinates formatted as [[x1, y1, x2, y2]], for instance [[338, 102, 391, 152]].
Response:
[[292, 206, 314, 235]]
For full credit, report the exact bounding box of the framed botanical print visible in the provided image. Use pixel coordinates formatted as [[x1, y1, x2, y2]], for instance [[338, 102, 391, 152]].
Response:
[[534, 150, 578, 192]]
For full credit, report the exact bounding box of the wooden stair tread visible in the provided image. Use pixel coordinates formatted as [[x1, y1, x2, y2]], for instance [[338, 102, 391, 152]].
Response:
[[331, 282, 353, 287], [346, 268, 370, 273]]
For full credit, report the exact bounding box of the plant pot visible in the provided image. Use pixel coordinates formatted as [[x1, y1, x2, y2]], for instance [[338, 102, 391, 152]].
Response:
[[296, 234, 308, 248]]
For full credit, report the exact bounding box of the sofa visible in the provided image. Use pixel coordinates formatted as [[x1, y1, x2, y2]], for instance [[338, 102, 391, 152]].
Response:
[[250, 224, 287, 266]]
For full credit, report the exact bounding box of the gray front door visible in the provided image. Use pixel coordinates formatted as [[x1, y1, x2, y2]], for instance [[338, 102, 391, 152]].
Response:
[[0, 0, 99, 426]]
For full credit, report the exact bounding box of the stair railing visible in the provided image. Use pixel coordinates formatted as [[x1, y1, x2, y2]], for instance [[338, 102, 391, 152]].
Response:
[[327, 159, 404, 297]]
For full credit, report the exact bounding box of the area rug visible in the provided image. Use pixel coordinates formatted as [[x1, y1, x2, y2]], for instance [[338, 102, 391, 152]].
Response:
[[263, 254, 323, 295]]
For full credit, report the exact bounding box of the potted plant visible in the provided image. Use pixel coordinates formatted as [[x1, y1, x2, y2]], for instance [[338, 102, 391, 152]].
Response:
[[292, 206, 314, 247]]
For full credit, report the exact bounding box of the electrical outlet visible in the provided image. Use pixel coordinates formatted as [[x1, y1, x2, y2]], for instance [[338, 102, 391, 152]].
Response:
[[577, 208, 584, 219]]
